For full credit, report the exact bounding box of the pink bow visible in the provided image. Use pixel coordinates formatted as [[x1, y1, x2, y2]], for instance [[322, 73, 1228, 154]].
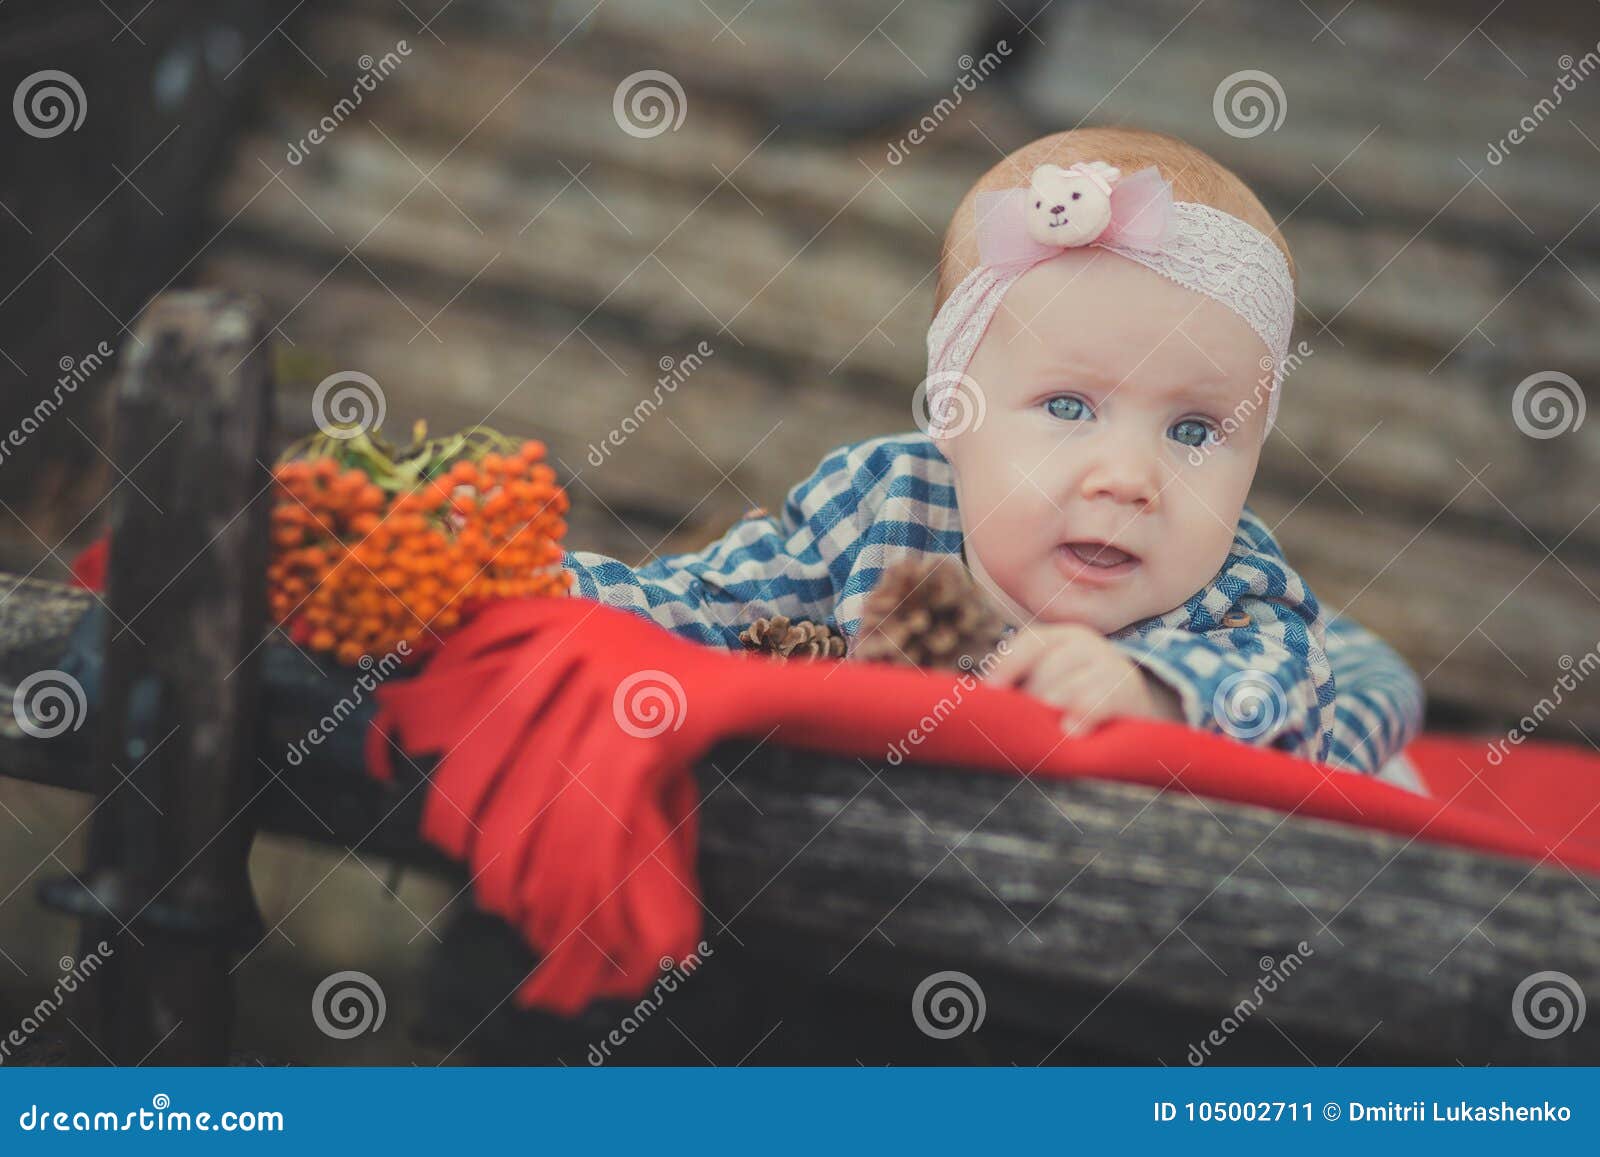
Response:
[[974, 165, 1176, 267]]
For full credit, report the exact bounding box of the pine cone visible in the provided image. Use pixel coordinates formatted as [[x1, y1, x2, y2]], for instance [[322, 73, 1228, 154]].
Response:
[[739, 614, 847, 661], [852, 556, 1012, 671]]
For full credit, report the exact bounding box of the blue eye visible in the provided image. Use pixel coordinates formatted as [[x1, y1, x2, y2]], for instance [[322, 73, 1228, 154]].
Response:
[[1169, 418, 1215, 447], [1044, 395, 1092, 422]]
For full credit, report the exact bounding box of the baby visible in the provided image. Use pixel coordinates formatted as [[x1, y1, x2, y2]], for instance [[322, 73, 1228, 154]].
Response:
[[562, 127, 1423, 774]]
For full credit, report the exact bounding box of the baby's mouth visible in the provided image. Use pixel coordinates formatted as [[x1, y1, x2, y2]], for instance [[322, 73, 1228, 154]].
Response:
[[1058, 541, 1139, 570]]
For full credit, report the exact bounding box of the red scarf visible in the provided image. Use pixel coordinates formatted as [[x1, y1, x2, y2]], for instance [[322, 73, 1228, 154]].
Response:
[[367, 597, 1600, 1015]]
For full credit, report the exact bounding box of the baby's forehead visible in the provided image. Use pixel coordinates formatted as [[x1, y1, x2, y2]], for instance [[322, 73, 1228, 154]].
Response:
[[991, 344, 1253, 410], [985, 254, 1269, 386]]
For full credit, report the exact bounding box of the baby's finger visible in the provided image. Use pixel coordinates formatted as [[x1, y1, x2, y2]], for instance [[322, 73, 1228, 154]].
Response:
[[1061, 711, 1108, 737], [1035, 676, 1113, 735], [980, 630, 1049, 686], [1026, 645, 1083, 692], [1019, 673, 1089, 727], [1053, 693, 1109, 736]]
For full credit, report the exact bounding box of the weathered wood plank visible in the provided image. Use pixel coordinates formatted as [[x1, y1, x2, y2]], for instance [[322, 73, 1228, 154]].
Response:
[[349, 0, 1600, 245], [1019, 0, 1600, 244], [1, 575, 1595, 1062], [220, 62, 1600, 399], [1256, 495, 1600, 738], [219, 123, 917, 382], [1260, 342, 1600, 566], [698, 740, 1600, 1065], [259, 16, 1600, 388]]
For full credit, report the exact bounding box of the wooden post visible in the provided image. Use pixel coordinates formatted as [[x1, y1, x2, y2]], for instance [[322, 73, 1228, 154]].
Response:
[[41, 291, 274, 1064]]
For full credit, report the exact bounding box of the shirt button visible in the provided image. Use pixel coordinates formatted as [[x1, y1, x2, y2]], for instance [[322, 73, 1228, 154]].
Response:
[[1222, 610, 1251, 628]]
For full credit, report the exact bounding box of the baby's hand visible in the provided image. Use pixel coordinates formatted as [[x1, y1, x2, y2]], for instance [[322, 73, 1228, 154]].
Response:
[[982, 623, 1184, 735]]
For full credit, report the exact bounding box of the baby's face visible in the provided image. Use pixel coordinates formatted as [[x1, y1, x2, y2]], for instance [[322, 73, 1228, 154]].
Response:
[[938, 248, 1271, 635]]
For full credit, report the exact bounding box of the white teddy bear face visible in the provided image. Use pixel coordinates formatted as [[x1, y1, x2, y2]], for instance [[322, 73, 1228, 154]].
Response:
[[1024, 163, 1118, 248]]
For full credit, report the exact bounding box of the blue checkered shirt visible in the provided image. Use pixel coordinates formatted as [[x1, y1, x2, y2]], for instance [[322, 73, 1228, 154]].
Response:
[[563, 433, 1424, 773]]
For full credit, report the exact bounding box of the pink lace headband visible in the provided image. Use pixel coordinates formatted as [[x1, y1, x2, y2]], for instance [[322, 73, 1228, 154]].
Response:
[[923, 162, 1295, 438]]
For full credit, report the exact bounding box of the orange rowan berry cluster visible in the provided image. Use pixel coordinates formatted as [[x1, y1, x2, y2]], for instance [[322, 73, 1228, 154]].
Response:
[[268, 429, 572, 666]]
